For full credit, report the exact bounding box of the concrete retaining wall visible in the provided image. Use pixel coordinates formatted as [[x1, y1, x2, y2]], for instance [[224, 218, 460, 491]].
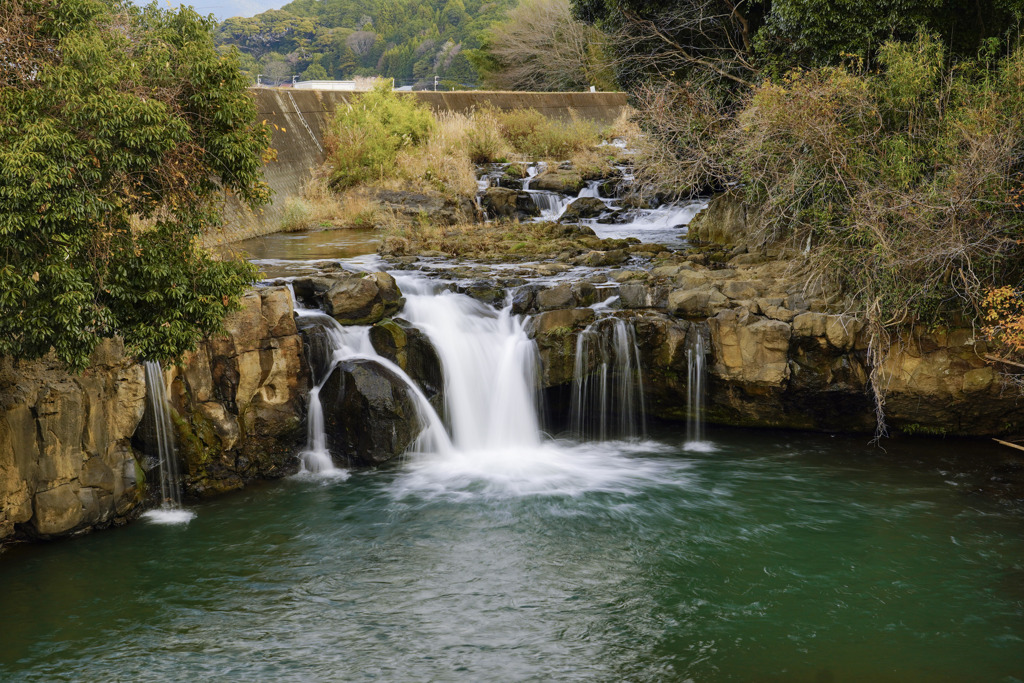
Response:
[[206, 90, 629, 247]]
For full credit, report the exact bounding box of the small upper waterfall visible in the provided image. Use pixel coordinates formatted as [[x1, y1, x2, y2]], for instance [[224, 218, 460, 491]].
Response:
[[528, 191, 572, 220], [684, 332, 712, 451], [569, 317, 647, 441], [141, 361, 194, 523]]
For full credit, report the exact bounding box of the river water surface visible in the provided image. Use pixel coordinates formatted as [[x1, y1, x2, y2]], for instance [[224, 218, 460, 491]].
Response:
[[1, 429, 1022, 682]]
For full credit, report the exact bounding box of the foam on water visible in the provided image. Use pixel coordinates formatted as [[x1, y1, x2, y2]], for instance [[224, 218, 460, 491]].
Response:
[[392, 440, 688, 501], [141, 507, 196, 525]]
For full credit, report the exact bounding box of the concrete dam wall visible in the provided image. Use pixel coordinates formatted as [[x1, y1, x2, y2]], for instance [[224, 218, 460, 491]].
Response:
[[208, 89, 629, 246]]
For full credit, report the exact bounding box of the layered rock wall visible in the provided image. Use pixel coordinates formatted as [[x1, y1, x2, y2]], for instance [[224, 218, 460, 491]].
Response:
[[164, 286, 309, 497], [0, 340, 147, 543], [1, 286, 310, 547]]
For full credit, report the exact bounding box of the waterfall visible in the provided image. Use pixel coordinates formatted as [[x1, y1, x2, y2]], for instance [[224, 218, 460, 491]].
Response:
[[398, 277, 542, 452], [140, 362, 194, 524], [291, 290, 452, 475], [528, 191, 572, 220], [569, 317, 647, 441], [684, 332, 713, 451], [142, 362, 182, 507]]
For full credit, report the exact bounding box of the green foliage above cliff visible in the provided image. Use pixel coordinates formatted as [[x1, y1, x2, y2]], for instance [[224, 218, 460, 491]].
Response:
[[214, 0, 516, 88], [0, 0, 268, 370]]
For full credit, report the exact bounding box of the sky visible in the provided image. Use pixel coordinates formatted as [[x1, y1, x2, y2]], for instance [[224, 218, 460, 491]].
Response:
[[137, 0, 286, 21]]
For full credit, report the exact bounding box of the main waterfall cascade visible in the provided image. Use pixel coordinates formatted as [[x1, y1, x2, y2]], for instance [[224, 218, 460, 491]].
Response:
[[569, 317, 647, 441], [140, 361, 194, 524], [289, 273, 675, 497]]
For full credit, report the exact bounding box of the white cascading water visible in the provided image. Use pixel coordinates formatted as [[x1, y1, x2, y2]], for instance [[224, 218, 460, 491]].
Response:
[[528, 191, 573, 220], [398, 277, 541, 452], [291, 290, 452, 476], [684, 332, 714, 451], [141, 361, 194, 524], [288, 274, 673, 498], [569, 317, 647, 441], [389, 276, 671, 498]]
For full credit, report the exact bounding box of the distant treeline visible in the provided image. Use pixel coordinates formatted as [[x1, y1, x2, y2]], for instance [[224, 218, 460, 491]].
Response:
[[214, 0, 517, 89]]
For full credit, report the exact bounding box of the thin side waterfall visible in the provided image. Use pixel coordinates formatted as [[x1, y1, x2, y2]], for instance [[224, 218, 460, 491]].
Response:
[[140, 362, 194, 524], [685, 332, 712, 450], [569, 317, 647, 441]]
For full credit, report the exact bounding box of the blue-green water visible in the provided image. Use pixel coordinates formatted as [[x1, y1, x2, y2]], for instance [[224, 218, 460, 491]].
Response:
[[1, 430, 1022, 682]]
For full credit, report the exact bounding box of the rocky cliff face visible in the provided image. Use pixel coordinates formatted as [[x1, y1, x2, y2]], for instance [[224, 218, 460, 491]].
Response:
[[0, 339, 147, 544], [523, 193, 1024, 436], [163, 286, 309, 497], [1, 286, 311, 547]]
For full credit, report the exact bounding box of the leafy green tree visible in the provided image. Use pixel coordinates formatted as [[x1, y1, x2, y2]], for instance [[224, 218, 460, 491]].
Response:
[[0, 0, 270, 370]]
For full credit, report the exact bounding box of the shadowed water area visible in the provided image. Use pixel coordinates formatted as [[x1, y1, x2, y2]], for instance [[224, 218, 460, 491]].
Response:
[[1, 430, 1023, 682]]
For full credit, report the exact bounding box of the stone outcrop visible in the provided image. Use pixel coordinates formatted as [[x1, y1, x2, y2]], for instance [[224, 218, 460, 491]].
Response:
[[165, 286, 310, 497], [372, 189, 477, 225], [480, 187, 539, 221], [370, 318, 444, 409], [527, 308, 597, 387], [559, 197, 607, 222], [319, 359, 422, 467], [0, 339, 147, 544], [878, 328, 1024, 435], [688, 191, 748, 246], [293, 271, 404, 325], [517, 241, 1023, 435], [531, 169, 585, 194]]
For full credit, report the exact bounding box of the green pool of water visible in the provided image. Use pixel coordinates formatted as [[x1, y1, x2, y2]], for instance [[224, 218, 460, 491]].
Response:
[[1, 430, 1022, 682]]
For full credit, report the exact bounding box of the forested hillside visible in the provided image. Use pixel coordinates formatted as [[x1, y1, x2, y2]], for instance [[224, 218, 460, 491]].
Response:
[[215, 0, 516, 88]]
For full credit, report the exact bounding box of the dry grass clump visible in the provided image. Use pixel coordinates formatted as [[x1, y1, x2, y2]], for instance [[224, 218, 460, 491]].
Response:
[[281, 178, 384, 231], [387, 112, 480, 198], [494, 108, 606, 159]]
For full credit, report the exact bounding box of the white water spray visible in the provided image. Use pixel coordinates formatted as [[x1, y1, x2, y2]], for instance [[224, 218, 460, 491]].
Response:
[[684, 331, 713, 451]]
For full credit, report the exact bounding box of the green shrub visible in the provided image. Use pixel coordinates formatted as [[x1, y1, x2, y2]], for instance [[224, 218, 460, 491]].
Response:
[[326, 84, 435, 190], [494, 108, 604, 158], [730, 34, 1024, 328]]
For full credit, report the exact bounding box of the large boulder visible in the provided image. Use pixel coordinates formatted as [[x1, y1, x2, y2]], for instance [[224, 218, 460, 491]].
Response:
[[373, 189, 477, 225], [531, 169, 585, 194], [370, 319, 444, 406], [325, 272, 404, 325], [480, 187, 539, 220], [688, 191, 748, 246], [320, 359, 422, 467], [709, 308, 792, 388], [559, 197, 607, 223]]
